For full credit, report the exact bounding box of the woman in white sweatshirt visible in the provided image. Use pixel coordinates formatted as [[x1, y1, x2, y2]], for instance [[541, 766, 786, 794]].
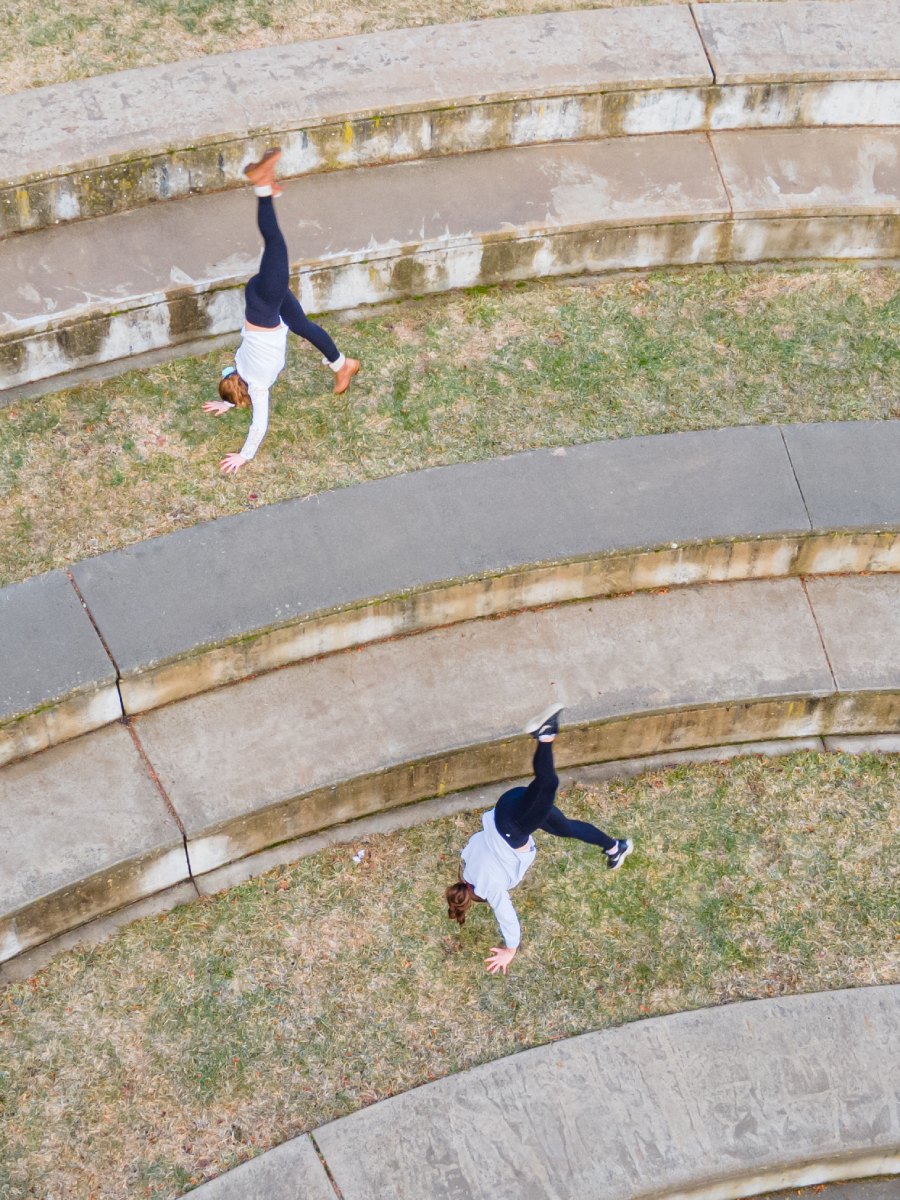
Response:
[[446, 704, 633, 974], [203, 148, 359, 474]]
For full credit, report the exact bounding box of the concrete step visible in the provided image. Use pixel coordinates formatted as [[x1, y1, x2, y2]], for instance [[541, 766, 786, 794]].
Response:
[[4, 422, 899, 769], [310, 990, 900, 1200], [3, 0, 897, 236], [2, 569, 899, 966], [3, 125, 899, 396]]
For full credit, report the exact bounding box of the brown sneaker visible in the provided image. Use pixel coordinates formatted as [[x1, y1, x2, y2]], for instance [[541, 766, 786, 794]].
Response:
[[332, 357, 360, 395], [243, 147, 282, 188]]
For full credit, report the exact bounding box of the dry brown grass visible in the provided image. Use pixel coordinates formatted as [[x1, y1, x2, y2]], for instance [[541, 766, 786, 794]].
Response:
[[0, 751, 897, 1199]]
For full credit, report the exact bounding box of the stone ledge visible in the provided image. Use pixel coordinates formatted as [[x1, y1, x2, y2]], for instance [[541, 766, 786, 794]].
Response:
[[310, 988, 900, 1200], [0, 423, 897, 767], [0, 569, 122, 768], [4, 567, 897, 965], [3, 127, 898, 395], [2, 3, 898, 236]]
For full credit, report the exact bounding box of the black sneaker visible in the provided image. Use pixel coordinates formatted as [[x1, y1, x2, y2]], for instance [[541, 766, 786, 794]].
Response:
[[606, 838, 633, 871], [524, 702, 564, 741]]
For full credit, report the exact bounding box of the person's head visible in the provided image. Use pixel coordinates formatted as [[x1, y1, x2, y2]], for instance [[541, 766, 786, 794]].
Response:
[[219, 365, 251, 408], [445, 881, 475, 927]]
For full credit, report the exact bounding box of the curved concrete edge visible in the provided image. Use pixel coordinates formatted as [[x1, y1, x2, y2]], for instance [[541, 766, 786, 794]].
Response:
[[6, 210, 900, 396], [0, 730, 893, 985], [181, 691, 900, 877], [185, 988, 900, 1200], [4, 683, 899, 970], [3, 421, 899, 767], [113, 531, 900, 719], [3, 0, 898, 234]]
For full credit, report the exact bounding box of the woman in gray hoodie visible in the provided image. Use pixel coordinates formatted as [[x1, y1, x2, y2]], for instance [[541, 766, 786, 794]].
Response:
[[446, 704, 632, 974]]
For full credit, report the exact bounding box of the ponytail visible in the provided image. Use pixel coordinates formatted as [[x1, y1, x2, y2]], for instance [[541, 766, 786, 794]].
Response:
[[219, 371, 251, 408], [445, 881, 475, 927]]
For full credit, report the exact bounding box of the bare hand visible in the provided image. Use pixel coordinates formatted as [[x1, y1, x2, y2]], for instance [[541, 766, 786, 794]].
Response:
[[203, 401, 232, 416], [219, 453, 247, 475], [485, 946, 517, 975]]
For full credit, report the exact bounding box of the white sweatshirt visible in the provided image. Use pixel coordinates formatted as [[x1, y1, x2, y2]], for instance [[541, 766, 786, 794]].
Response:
[[460, 809, 536, 949], [229, 322, 289, 460]]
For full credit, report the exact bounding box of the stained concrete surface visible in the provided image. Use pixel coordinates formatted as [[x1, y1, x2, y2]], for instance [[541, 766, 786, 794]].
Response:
[[695, 0, 900, 85], [3, 7, 710, 186], [132, 577, 832, 839]]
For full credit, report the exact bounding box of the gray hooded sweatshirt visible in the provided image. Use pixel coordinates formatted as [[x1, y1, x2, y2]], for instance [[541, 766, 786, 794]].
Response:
[[460, 809, 537, 949]]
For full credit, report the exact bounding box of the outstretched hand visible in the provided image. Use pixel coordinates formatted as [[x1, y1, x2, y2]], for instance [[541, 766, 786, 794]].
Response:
[[219, 453, 247, 475], [485, 946, 517, 975], [203, 401, 232, 416]]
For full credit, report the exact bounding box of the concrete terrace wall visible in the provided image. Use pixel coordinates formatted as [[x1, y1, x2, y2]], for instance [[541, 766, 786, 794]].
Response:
[[3, 421, 899, 768], [2, 0, 899, 396], [2, 2, 899, 236]]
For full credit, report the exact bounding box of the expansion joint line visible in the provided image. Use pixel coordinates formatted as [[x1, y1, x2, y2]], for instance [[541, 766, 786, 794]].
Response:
[[778, 425, 814, 530], [65, 569, 127, 712], [800, 577, 838, 693], [688, 3, 717, 86], [124, 721, 201, 897], [309, 1133, 345, 1199]]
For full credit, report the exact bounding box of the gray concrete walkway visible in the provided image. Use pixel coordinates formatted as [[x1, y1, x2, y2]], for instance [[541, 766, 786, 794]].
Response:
[[184, 987, 900, 1200]]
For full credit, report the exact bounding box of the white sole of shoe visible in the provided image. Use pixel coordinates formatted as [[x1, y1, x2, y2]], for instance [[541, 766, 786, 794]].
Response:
[[609, 839, 633, 870], [523, 701, 565, 735]]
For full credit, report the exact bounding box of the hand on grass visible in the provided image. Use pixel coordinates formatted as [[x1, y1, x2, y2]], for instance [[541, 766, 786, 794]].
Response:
[[203, 401, 232, 416], [485, 946, 517, 975], [220, 453, 247, 475]]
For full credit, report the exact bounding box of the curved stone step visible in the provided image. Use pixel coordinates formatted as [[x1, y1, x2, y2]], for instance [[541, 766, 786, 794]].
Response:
[[3, 421, 898, 769], [2, 568, 899, 966], [303, 989, 900, 1200], [4, 123, 899, 397], [2, 0, 897, 237]]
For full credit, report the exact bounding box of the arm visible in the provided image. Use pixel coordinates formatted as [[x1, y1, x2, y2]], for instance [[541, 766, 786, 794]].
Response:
[[220, 383, 269, 473], [482, 887, 521, 974]]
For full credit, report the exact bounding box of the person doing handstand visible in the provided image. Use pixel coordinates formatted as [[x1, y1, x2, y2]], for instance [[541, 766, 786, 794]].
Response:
[[203, 148, 359, 474], [446, 704, 633, 975]]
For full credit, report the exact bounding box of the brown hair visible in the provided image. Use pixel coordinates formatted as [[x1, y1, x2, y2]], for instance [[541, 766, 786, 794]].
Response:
[[219, 371, 251, 408], [446, 881, 475, 927]]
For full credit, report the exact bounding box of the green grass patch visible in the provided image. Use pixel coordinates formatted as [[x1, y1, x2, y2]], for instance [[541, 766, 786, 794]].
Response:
[[1, 266, 897, 587], [0, 751, 897, 1198]]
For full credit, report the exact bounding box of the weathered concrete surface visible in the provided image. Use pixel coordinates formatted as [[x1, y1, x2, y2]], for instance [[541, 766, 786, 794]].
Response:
[[806, 575, 900, 693], [313, 987, 900, 1200], [130, 576, 837, 875], [783, 421, 900, 533], [183, 1135, 334, 1200], [4, 3, 899, 235], [695, 1, 900, 85], [0, 569, 121, 766], [71, 424, 808, 710], [717, 128, 900, 220], [0, 724, 187, 962], [5, 124, 899, 394]]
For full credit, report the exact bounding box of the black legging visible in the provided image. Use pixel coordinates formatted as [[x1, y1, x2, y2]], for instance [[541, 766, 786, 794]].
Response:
[[494, 742, 616, 852], [244, 196, 340, 362]]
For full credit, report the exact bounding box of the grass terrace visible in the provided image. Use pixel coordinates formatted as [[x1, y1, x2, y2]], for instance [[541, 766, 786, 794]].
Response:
[[2, 265, 898, 586], [1, 751, 897, 1198], [2, 0, 796, 93]]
